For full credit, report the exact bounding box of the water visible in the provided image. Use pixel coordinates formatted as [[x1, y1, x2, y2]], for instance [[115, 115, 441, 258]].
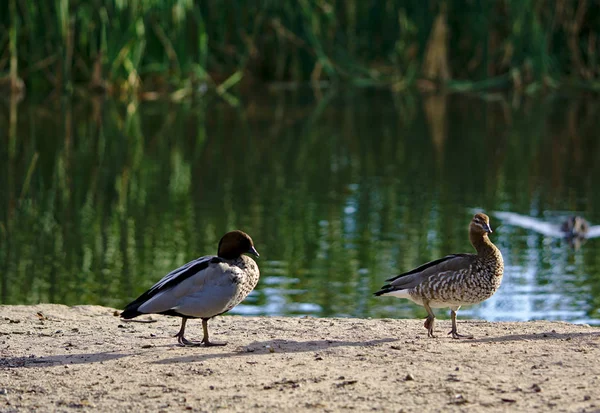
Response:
[[2, 89, 600, 325]]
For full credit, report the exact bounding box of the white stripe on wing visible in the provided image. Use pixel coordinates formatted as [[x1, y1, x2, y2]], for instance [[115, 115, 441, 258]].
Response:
[[149, 255, 214, 293]]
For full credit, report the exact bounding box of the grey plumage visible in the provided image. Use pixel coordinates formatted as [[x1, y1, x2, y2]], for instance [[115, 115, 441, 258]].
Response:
[[121, 230, 260, 347], [374, 213, 504, 339]]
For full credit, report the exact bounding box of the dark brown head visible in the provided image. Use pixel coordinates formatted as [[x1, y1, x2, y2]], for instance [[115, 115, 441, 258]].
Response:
[[217, 230, 259, 260], [469, 213, 493, 236]]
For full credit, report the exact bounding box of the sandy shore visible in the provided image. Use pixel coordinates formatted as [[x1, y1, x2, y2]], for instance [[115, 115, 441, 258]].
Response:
[[1, 305, 599, 412]]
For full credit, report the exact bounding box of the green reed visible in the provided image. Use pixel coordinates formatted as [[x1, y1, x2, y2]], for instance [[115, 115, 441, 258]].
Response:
[[2, 1, 600, 93]]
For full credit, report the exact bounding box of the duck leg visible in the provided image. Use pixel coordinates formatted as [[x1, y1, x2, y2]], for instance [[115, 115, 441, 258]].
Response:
[[200, 318, 227, 347], [423, 302, 437, 338], [448, 308, 473, 339], [175, 317, 203, 347]]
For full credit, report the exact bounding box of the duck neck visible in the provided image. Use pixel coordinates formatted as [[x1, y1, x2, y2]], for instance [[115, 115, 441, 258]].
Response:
[[470, 232, 496, 256]]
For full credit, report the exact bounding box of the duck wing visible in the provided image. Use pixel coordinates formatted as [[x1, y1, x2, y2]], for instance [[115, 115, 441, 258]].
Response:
[[375, 253, 475, 294], [494, 211, 564, 237], [121, 255, 223, 318], [586, 225, 600, 238]]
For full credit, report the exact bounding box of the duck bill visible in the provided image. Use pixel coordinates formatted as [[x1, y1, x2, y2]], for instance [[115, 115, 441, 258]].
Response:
[[484, 223, 493, 233], [248, 246, 260, 257]]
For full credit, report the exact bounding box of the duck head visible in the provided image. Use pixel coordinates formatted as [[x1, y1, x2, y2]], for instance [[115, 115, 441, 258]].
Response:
[[470, 213, 493, 236], [218, 230, 259, 260]]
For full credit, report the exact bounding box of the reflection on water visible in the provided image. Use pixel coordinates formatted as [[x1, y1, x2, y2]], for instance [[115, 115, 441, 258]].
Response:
[[1, 90, 600, 325]]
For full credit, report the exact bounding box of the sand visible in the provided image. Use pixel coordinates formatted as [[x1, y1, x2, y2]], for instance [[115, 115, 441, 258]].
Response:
[[1, 304, 599, 412]]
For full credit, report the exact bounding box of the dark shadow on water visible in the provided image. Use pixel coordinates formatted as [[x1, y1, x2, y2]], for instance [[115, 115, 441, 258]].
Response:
[[152, 338, 398, 365]]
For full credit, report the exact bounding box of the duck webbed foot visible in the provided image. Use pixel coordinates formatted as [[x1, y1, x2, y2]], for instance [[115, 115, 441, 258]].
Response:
[[423, 302, 437, 338], [448, 309, 473, 339], [424, 315, 437, 338], [176, 334, 204, 347], [199, 318, 227, 347]]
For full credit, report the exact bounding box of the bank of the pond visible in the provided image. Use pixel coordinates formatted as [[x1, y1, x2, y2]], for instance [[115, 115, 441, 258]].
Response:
[[1, 305, 599, 412]]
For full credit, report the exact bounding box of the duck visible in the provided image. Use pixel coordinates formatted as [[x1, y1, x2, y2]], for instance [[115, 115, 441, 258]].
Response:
[[494, 211, 600, 248], [121, 230, 260, 347], [560, 215, 590, 239], [374, 213, 504, 339]]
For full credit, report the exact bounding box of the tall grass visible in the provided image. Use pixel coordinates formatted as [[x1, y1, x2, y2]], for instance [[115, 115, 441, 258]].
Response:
[[2, 0, 600, 95]]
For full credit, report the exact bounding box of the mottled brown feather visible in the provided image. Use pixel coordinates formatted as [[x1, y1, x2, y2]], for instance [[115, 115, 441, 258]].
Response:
[[374, 213, 504, 307]]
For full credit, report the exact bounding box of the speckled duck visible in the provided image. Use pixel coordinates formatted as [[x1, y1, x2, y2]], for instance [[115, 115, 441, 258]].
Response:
[[374, 213, 504, 339], [121, 230, 260, 347]]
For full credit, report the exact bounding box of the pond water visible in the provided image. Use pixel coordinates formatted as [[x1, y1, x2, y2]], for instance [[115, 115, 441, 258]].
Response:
[[2, 89, 600, 325]]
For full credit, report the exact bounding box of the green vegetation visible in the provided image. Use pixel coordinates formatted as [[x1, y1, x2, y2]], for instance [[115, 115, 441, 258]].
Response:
[[3, 0, 600, 96]]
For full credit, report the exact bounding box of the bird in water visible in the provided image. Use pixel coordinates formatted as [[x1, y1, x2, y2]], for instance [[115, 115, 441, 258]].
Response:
[[494, 211, 600, 248], [374, 213, 504, 339], [121, 230, 260, 347], [560, 215, 590, 238]]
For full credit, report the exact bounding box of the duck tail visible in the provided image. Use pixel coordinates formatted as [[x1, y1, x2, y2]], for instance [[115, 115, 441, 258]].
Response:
[[120, 302, 143, 319], [373, 284, 394, 296]]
